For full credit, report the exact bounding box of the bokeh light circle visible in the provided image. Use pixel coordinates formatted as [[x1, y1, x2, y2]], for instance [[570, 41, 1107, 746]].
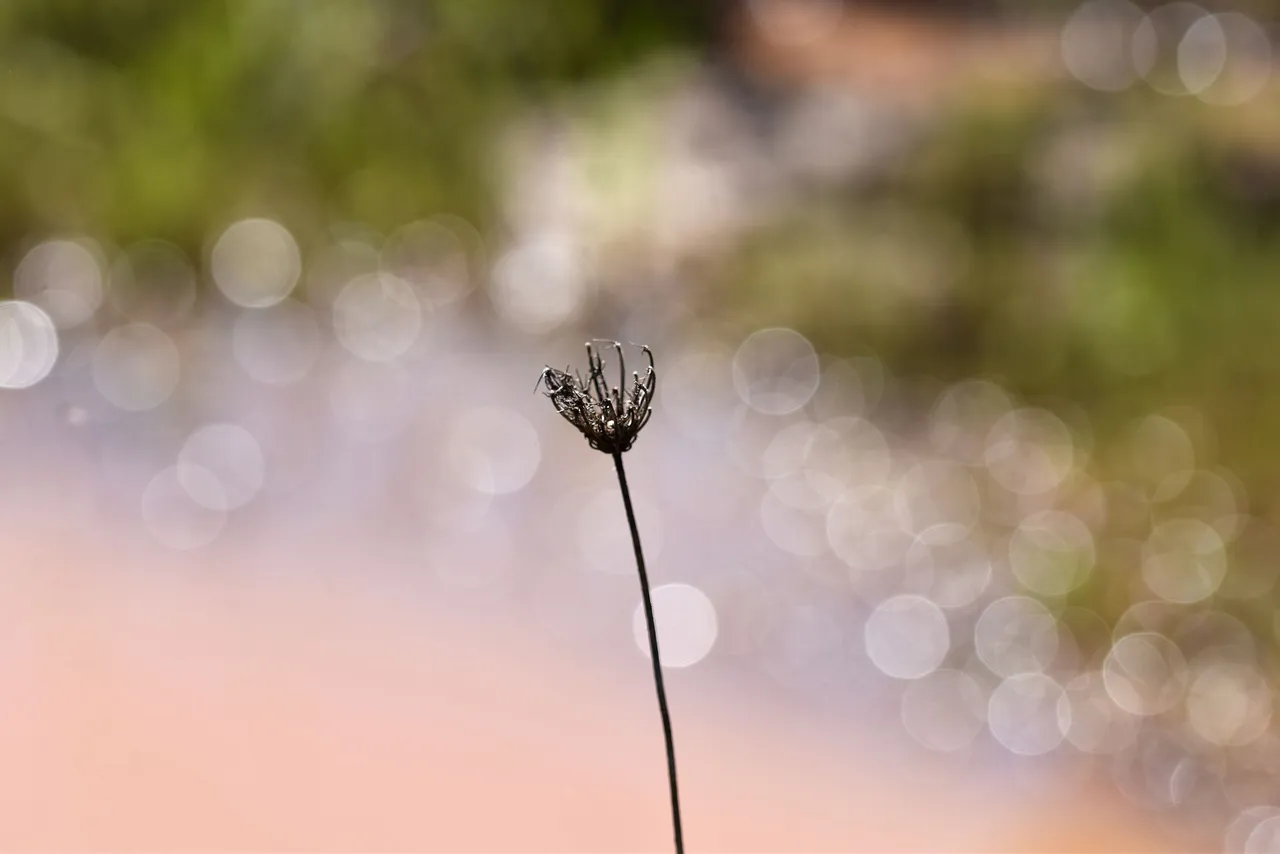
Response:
[[988, 673, 1068, 756], [905, 531, 993, 609], [333, 272, 423, 362], [985, 408, 1076, 496], [1061, 0, 1145, 92], [633, 583, 718, 668], [732, 328, 820, 416], [1195, 12, 1271, 105], [13, 239, 104, 328], [864, 594, 950, 680], [1104, 631, 1188, 716], [92, 324, 180, 411], [140, 465, 227, 550], [1246, 815, 1280, 854], [1142, 518, 1226, 603], [490, 233, 587, 334], [1008, 510, 1096, 597], [900, 668, 987, 753], [1057, 670, 1138, 755], [178, 423, 266, 511], [211, 218, 301, 308], [383, 218, 476, 305], [0, 300, 60, 389], [1185, 660, 1272, 747], [974, 596, 1060, 678], [1132, 2, 1215, 96], [231, 299, 320, 384]]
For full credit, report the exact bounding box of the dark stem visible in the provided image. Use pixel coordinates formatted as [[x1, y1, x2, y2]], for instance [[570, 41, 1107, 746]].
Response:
[[612, 451, 685, 854]]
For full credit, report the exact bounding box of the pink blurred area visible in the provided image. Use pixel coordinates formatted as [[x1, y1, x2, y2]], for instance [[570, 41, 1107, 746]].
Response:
[[0, 531, 1167, 852]]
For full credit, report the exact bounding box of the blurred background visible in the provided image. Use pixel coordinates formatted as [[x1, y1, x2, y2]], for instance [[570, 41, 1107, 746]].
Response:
[[2, 0, 1280, 850]]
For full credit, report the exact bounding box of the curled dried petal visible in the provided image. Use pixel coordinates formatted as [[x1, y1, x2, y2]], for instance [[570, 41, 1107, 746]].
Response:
[[538, 341, 655, 454]]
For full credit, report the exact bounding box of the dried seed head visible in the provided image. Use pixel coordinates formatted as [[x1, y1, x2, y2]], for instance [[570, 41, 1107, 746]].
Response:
[[537, 341, 655, 454]]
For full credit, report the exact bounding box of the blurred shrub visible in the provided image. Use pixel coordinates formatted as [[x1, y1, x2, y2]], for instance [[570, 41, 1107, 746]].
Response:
[[0, 0, 717, 252], [713, 81, 1280, 508]]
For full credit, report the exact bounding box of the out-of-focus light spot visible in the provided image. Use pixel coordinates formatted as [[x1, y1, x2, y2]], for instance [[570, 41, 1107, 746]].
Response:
[[759, 483, 829, 557], [772, 466, 836, 514], [333, 272, 423, 362], [577, 488, 662, 574], [905, 531, 993, 609], [1157, 468, 1247, 542], [985, 408, 1075, 496], [732, 328, 820, 416], [1058, 670, 1138, 754], [1117, 413, 1195, 496], [0, 300, 59, 389], [1111, 729, 1194, 809], [900, 668, 987, 753], [140, 465, 227, 550], [1176, 610, 1256, 665], [1113, 598, 1182, 640], [382, 218, 476, 306], [1062, 0, 1145, 92], [1104, 631, 1188, 716], [328, 358, 413, 442], [109, 240, 196, 326], [725, 405, 789, 478], [974, 596, 1060, 678], [1176, 12, 1227, 94], [1227, 808, 1280, 854], [1008, 510, 1095, 596], [490, 233, 587, 334], [827, 483, 914, 574], [211, 218, 301, 308], [633, 583, 718, 668], [92, 324, 180, 411], [231, 299, 320, 384], [762, 420, 818, 480], [812, 416, 892, 494], [929, 379, 1013, 465], [178, 423, 265, 511], [894, 460, 980, 538], [864, 594, 949, 680], [1194, 13, 1271, 105], [808, 358, 869, 420], [1246, 815, 1280, 854], [1186, 660, 1272, 747], [13, 238, 103, 328], [1221, 517, 1280, 601], [446, 406, 540, 495], [988, 673, 1067, 756], [747, 0, 842, 48], [1142, 518, 1226, 603], [1133, 2, 1213, 96]]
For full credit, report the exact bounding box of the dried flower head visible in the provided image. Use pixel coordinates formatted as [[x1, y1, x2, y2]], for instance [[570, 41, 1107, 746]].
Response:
[[538, 341, 655, 454]]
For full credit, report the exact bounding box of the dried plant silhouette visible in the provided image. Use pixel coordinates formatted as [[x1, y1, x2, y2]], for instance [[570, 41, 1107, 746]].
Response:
[[538, 342, 683, 854]]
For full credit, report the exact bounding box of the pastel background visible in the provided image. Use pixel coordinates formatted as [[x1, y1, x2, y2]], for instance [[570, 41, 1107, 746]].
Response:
[[1, 1, 1278, 851]]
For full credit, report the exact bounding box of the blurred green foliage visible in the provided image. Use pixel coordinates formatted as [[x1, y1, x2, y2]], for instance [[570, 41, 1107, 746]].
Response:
[[0, 0, 716, 253], [6, 0, 1280, 523], [715, 82, 1280, 512]]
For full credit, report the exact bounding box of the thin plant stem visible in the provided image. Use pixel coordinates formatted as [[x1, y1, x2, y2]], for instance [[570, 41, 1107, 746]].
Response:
[[612, 450, 684, 854]]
